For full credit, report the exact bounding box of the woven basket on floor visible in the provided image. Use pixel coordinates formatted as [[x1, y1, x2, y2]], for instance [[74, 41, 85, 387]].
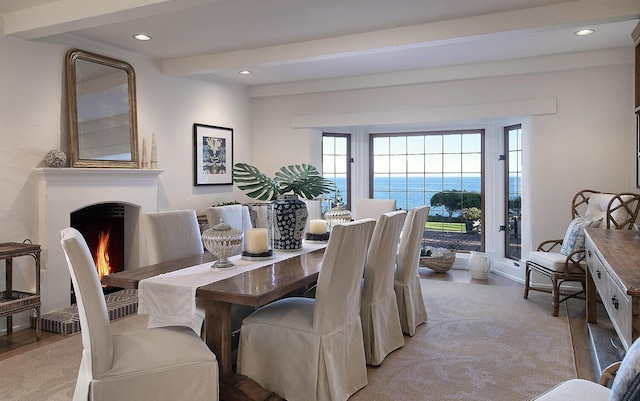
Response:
[[419, 249, 456, 273]]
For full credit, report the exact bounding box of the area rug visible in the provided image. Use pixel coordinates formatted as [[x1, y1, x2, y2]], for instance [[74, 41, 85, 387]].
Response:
[[350, 280, 576, 401], [0, 280, 575, 401]]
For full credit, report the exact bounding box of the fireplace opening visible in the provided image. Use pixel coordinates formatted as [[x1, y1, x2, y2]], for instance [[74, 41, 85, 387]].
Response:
[[70, 203, 125, 304]]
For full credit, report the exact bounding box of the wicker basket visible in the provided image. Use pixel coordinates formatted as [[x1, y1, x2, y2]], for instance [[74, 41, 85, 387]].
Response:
[[419, 248, 456, 273]]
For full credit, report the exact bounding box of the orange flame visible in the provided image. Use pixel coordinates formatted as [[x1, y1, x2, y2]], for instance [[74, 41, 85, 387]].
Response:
[[94, 229, 112, 286]]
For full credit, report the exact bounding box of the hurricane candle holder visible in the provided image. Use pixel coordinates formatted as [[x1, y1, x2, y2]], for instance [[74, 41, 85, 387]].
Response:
[[324, 191, 351, 230], [242, 203, 275, 261], [202, 219, 243, 269]]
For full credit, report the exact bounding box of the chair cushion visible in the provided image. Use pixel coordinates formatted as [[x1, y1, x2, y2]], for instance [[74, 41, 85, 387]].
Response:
[[528, 251, 569, 272], [560, 217, 601, 256], [584, 193, 633, 228], [610, 337, 640, 401], [532, 379, 610, 400]]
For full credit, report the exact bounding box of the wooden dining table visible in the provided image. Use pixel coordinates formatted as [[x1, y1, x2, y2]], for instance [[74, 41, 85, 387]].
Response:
[[101, 247, 325, 379]]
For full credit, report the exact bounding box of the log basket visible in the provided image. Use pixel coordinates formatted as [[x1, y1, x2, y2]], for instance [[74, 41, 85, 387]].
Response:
[[419, 248, 456, 273]]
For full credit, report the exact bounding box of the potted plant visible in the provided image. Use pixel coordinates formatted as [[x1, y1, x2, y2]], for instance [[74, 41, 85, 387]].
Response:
[[232, 163, 335, 250], [462, 207, 481, 234]]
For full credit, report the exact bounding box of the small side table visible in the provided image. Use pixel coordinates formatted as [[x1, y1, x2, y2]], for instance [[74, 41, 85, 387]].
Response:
[[0, 241, 42, 340]]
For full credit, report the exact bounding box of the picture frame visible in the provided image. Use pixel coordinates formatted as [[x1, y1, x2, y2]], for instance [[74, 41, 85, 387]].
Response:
[[193, 123, 233, 186]]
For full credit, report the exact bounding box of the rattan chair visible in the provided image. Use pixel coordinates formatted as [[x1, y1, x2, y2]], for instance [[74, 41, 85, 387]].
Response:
[[524, 190, 640, 316]]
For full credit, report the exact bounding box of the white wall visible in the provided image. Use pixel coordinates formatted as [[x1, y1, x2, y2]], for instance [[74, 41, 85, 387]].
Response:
[[250, 50, 636, 282], [0, 34, 253, 331]]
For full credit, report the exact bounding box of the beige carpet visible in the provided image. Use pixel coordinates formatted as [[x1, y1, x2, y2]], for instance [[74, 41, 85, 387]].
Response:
[[0, 280, 575, 401]]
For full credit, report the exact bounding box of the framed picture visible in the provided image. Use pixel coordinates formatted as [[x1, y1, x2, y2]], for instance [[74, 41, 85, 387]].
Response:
[[193, 123, 233, 186]]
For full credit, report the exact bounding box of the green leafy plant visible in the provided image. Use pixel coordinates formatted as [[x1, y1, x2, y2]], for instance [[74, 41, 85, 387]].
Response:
[[233, 163, 336, 201], [461, 207, 481, 221]]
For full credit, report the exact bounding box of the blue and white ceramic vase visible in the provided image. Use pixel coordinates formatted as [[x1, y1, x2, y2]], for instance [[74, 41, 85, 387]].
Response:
[[272, 194, 308, 251]]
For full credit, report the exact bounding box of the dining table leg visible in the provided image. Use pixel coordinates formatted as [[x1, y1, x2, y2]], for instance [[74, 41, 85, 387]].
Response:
[[204, 299, 232, 376]]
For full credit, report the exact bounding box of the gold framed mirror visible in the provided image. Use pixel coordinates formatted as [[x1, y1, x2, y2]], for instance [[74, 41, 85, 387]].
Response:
[[65, 49, 139, 168]]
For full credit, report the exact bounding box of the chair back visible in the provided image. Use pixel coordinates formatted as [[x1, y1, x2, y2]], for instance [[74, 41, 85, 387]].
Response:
[[314, 218, 376, 332], [142, 209, 204, 264], [363, 211, 407, 302], [578, 191, 640, 230], [395, 205, 430, 285], [205, 204, 252, 232], [356, 198, 396, 220], [206, 205, 253, 255], [60, 227, 113, 379]]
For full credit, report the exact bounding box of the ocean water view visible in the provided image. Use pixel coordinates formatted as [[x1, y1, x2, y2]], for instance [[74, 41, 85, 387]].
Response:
[[330, 175, 520, 216]]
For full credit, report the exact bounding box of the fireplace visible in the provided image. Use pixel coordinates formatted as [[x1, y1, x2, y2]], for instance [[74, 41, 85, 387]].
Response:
[[35, 167, 162, 315], [70, 202, 127, 304]]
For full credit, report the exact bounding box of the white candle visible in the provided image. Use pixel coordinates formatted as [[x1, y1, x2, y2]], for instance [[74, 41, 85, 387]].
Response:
[[309, 219, 327, 234], [246, 228, 269, 254]]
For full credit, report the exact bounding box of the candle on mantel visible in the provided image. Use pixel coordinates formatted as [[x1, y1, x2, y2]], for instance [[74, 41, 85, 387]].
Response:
[[309, 219, 327, 234], [245, 228, 269, 254], [150, 132, 157, 168], [141, 138, 148, 168]]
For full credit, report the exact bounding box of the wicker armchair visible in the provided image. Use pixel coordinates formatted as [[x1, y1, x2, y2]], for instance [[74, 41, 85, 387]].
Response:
[[524, 190, 640, 316]]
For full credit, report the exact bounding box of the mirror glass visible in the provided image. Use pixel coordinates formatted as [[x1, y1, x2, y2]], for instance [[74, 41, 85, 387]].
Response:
[[66, 49, 139, 168]]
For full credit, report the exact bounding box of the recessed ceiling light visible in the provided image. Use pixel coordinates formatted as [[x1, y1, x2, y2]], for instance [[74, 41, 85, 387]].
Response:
[[239, 70, 252, 75], [575, 29, 594, 36], [133, 34, 152, 41]]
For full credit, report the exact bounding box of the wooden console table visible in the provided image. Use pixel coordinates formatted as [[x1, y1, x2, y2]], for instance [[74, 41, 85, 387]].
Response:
[[585, 228, 640, 351], [0, 241, 42, 339]]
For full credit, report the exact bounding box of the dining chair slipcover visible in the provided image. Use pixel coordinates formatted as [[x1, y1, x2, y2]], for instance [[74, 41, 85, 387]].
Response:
[[142, 209, 204, 265], [355, 198, 397, 220], [205, 205, 252, 256], [60, 227, 218, 401], [141, 208, 253, 333], [394, 205, 430, 336], [361, 210, 407, 366], [237, 219, 376, 401]]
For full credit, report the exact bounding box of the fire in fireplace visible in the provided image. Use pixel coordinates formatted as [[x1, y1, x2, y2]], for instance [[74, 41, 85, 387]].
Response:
[[70, 203, 125, 303]]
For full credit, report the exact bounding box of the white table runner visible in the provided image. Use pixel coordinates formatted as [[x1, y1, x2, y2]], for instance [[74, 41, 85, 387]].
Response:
[[139, 241, 327, 333]]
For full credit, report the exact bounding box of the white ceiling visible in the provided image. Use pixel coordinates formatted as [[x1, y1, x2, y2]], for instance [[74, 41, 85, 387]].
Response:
[[1, 0, 639, 89]]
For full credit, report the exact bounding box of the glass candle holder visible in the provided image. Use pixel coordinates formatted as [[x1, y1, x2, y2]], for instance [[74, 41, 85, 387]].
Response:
[[202, 219, 243, 269], [242, 202, 275, 261], [325, 191, 351, 230]]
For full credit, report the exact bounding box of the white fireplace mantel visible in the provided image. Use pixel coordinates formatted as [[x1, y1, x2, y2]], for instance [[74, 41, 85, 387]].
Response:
[[34, 167, 162, 314]]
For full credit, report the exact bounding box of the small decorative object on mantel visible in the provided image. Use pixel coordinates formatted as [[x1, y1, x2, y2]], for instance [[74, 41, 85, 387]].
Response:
[[141, 138, 148, 169], [202, 219, 243, 269], [150, 132, 158, 169], [419, 246, 456, 273], [44, 149, 67, 167], [233, 163, 336, 251]]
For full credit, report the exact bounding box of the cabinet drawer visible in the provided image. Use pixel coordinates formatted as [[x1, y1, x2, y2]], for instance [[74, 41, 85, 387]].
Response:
[[587, 244, 632, 349]]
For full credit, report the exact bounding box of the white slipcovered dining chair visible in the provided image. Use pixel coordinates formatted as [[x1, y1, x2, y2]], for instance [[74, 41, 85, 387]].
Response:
[[356, 198, 397, 220], [142, 208, 253, 333], [361, 210, 407, 366], [141, 209, 204, 265], [394, 205, 430, 336], [60, 227, 218, 401], [205, 204, 252, 256], [237, 219, 376, 401]]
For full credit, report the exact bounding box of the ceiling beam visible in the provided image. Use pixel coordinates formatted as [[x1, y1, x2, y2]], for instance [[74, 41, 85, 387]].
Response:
[[161, 0, 640, 77], [1, 0, 219, 40]]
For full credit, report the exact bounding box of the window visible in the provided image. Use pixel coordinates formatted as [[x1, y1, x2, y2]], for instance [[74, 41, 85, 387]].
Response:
[[505, 124, 522, 260], [322, 133, 351, 210], [370, 130, 483, 251]]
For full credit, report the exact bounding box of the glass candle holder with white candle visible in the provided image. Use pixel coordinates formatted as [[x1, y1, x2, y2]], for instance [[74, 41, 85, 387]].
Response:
[[242, 202, 275, 260]]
